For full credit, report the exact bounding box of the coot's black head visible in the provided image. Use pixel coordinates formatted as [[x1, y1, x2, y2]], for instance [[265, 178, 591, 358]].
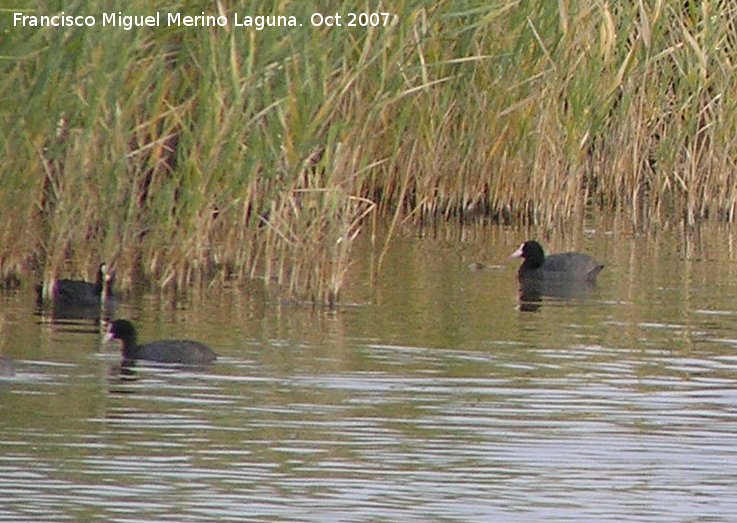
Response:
[[99, 263, 115, 298], [511, 240, 546, 268], [105, 319, 137, 345]]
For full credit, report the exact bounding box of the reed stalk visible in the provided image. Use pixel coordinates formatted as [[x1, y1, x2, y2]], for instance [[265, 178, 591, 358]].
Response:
[[3, 1, 737, 302]]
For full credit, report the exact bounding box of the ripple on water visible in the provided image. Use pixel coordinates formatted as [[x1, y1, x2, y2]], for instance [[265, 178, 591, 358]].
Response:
[[5, 271, 737, 522]]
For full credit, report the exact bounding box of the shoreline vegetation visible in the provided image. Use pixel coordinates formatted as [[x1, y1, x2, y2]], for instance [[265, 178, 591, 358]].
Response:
[[2, 1, 737, 304]]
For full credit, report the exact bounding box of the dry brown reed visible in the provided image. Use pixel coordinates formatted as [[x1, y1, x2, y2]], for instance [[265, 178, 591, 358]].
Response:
[[3, 1, 737, 302]]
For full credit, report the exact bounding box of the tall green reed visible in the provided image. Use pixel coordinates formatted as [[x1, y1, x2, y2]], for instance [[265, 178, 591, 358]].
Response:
[[3, 0, 737, 301]]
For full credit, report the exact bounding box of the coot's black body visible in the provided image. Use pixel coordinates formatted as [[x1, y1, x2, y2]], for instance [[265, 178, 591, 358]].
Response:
[[512, 241, 603, 282], [37, 263, 116, 316], [105, 319, 217, 365]]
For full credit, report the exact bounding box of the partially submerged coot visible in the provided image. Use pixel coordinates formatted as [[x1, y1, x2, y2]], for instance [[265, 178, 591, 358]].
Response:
[[104, 319, 218, 365], [38, 263, 115, 309]]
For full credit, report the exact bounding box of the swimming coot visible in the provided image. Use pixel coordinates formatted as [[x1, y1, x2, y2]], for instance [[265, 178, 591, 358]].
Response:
[[511, 240, 603, 282], [38, 263, 115, 308], [104, 319, 218, 365]]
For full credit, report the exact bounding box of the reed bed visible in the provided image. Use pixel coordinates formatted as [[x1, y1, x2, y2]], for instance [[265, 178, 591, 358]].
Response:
[[2, 1, 737, 302]]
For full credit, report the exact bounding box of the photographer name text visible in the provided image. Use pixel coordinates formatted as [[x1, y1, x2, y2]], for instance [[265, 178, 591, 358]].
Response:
[[12, 11, 398, 31]]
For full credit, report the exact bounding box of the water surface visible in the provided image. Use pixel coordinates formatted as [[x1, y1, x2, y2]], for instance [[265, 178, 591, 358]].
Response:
[[2, 225, 737, 521]]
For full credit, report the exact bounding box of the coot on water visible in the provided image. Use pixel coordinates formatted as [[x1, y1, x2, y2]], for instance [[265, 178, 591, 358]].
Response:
[[512, 240, 603, 282], [104, 319, 218, 365]]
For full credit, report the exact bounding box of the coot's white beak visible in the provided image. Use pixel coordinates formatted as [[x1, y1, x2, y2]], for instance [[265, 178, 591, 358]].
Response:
[[510, 244, 524, 258], [103, 331, 114, 343]]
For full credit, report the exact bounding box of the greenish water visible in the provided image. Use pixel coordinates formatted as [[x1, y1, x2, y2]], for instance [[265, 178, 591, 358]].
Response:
[[3, 225, 737, 522]]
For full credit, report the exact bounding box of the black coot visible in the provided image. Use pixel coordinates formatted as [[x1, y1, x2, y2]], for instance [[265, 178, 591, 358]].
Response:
[[104, 319, 218, 365], [511, 240, 603, 282], [37, 263, 115, 308]]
